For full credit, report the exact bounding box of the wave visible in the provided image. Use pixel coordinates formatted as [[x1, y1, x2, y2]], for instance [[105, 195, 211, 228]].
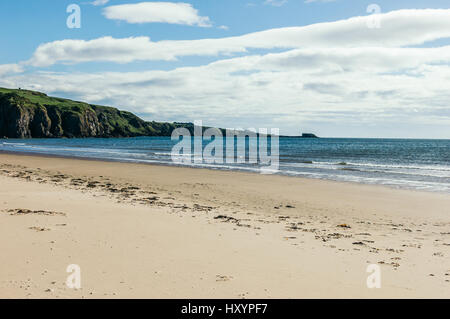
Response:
[[1, 138, 449, 193], [2, 142, 27, 146], [316, 161, 450, 172]]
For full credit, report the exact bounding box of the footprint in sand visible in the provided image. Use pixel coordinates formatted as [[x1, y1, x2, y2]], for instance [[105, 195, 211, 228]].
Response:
[[29, 226, 51, 232], [216, 275, 233, 282]]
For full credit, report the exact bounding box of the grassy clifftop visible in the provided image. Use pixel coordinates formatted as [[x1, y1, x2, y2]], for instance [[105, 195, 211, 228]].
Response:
[[0, 88, 193, 138]]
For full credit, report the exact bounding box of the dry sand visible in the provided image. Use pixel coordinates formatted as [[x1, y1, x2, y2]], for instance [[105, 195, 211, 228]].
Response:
[[0, 152, 449, 299]]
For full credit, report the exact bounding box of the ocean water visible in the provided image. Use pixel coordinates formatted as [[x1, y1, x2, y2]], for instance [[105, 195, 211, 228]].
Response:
[[0, 137, 449, 193]]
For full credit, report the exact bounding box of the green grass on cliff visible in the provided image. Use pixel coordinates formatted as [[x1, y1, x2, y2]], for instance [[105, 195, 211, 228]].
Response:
[[0, 87, 101, 114]]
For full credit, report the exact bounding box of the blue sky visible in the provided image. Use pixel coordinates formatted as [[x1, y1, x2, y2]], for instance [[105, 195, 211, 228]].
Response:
[[1, 1, 450, 138]]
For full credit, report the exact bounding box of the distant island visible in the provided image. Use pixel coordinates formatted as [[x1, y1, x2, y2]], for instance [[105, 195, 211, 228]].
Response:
[[301, 133, 319, 138], [281, 133, 319, 138], [0, 88, 197, 138]]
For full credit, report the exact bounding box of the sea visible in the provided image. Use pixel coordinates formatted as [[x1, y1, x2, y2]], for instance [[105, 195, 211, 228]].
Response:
[[0, 137, 449, 193]]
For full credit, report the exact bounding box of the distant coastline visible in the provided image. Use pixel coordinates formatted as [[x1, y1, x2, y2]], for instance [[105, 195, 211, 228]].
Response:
[[1, 87, 320, 140]]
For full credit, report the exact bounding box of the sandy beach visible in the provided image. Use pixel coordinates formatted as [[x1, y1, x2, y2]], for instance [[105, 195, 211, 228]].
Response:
[[0, 152, 449, 299]]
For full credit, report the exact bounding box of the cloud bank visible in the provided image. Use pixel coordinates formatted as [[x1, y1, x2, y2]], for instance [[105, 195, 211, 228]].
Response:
[[27, 9, 450, 67]]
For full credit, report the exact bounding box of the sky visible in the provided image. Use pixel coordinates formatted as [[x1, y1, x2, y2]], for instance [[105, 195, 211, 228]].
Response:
[[1, 0, 450, 138]]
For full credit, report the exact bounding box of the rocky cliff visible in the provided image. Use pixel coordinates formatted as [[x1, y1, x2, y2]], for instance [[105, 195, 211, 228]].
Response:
[[0, 88, 193, 138]]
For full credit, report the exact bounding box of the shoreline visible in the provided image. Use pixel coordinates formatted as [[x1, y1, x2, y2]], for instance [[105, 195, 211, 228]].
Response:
[[0, 150, 448, 195], [0, 152, 449, 298]]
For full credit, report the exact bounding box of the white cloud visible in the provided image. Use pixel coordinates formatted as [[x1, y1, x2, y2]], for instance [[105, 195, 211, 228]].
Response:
[[102, 2, 211, 27], [26, 9, 450, 67], [0, 64, 23, 76], [91, 0, 109, 6], [29, 37, 163, 67], [217, 46, 450, 73]]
